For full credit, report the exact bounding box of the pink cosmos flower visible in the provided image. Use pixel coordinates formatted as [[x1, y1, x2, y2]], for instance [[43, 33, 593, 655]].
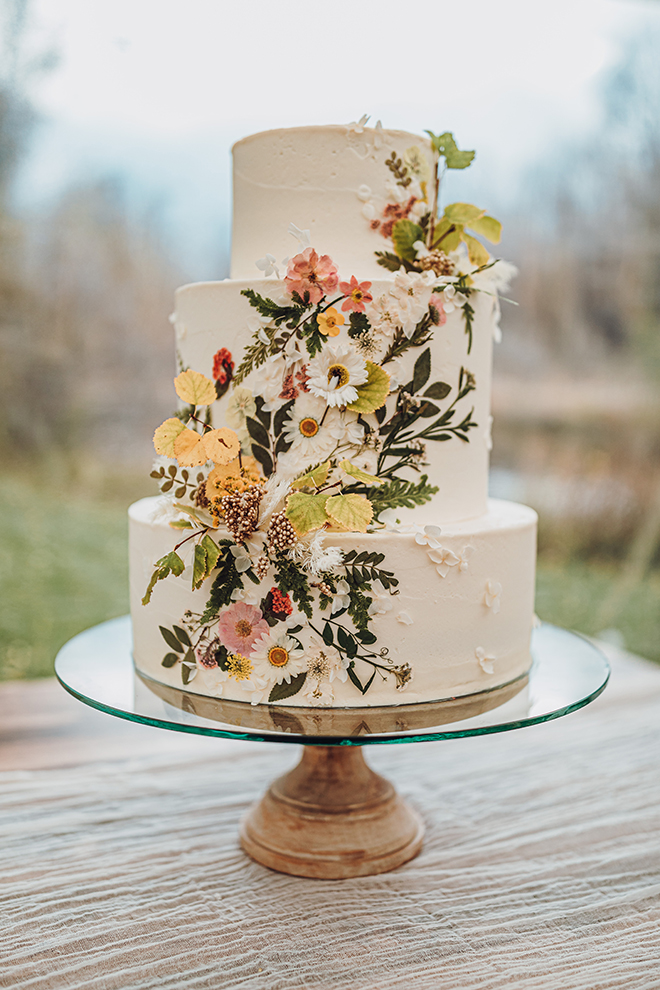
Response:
[[429, 293, 447, 326], [285, 248, 339, 305], [339, 276, 373, 313], [217, 602, 269, 655]]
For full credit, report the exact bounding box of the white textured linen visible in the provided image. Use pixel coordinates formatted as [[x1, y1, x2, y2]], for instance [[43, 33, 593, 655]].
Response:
[[1, 650, 660, 990]]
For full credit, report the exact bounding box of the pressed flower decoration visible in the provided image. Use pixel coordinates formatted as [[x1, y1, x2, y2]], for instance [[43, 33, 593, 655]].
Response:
[[143, 124, 513, 703]]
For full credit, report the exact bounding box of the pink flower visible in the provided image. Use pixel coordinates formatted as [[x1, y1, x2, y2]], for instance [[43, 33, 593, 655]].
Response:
[[285, 248, 339, 305], [339, 276, 373, 313], [217, 602, 269, 655], [429, 293, 447, 326]]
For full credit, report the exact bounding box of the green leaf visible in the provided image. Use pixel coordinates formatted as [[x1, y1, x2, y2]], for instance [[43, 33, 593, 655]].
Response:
[[268, 672, 307, 703], [169, 519, 194, 529], [463, 233, 490, 267], [322, 622, 334, 646], [141, 551, 185, 605], [426, 131, 475, 169], [391, 219, 424, 262], [368, 475, 439, 513], [347, 361, 391, 415], [443, 202, 486, 225], [200, 533, 221, 571], [424, 381, 452, 400], [469, 213, 502, 244], [336, 626, 358, 658], [325, 493, 373, 533], [251, 444, 274, 477], [161, 653, 179, 667], [375, 250, 409, 273], [246, 416, 270, 449], [273, 400, 295, 437], [290, 461, 330, 490], [346, 663, 366, 694], [347, 311, 370, 338], [159, 626, 185, 653], [285, 492, 330, 536], [192, 544, 209, 591], [181, 664, 195, 685], [339, 460, 383, 486], [412, 348, 431, 394], [173, 625, 192, 647]]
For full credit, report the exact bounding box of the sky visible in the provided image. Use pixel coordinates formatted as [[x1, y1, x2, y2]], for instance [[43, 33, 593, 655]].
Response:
[[11, 0, 660, 278]]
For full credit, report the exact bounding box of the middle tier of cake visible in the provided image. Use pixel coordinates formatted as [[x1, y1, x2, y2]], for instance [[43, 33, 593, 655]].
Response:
[[130, 496, 537, 708], [171, 276, 496, 525]]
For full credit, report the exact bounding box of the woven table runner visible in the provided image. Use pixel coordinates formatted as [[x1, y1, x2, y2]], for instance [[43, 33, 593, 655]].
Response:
[[1, 651, 660, 990]]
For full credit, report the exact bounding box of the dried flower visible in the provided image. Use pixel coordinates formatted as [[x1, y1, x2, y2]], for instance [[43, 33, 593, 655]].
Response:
[[317, 307, 345, 337], [267, 510, 298, 553], [196, 638, 221, 669], [339, 276, 373, 313], [219, 485, 264, 543], [419, 251, 455, 277], [212, 348, 234, 385], [226, 652, 255, 681], [218, 602, 270, 655], [393, 663, 413, 691], [285, 247, 338, 305]]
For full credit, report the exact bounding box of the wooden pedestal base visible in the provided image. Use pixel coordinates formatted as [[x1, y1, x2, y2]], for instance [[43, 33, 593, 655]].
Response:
[[240, 745, 424, 879]]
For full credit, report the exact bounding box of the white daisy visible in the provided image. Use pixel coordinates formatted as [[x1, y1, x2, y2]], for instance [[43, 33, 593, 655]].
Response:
[[282, 393, 339, 460], [306, 342, 368, 408], [250, 630, 306, 684]]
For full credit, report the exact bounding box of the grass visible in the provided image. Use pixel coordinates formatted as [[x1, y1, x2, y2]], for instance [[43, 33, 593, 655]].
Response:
[[1, 471, 659, 680]]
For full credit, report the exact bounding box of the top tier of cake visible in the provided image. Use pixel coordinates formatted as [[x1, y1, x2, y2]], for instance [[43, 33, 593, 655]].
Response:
[[231, 125, 436, 280]]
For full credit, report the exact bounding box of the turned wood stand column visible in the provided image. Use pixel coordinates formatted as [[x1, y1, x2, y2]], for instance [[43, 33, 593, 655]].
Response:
[[240, 745, 424, 879]]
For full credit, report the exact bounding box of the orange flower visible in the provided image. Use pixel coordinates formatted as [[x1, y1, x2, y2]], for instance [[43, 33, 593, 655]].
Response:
[[317, 307, 345, 337], [339, 276, 373, 313]]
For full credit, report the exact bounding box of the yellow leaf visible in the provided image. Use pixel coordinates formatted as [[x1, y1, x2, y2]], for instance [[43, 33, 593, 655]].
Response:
[[469, 214, 502, 244], [443, 202, 486, 225], [347, 361, 391, 415], [285, 492, 330, 536], [202, 427, 241, 465], [290, 461, 331, 491], [173, 429, 209, 466], [174, 369, 217, 406], [463, 233, 490, 267], [153, 417, 186, 457], [325, 493, 373, 533], [339, 460, 383, 486]]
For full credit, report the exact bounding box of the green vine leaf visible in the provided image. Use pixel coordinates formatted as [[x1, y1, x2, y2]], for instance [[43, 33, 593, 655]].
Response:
[[142, 551, 185, 605], [469, 214, 502, 244], [285, 492, 330, 536], [347, 361, 391, 415], [325, 493, 373, 533], [290, 461, 330, 491], [339, 461, 383, 486], [268, 672, 307, 703], [391, 219, 424, 262], [425, 131, 475, 170]]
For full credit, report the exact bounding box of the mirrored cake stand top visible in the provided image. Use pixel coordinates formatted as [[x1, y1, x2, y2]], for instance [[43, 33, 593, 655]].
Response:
[[55, 616, 609, 746]]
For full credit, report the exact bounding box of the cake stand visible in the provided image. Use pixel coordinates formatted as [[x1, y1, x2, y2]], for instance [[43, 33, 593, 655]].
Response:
[[55, 617, 609, 880]]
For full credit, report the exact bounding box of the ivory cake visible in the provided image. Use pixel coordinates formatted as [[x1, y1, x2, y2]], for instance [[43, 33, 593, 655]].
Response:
[[129, 121, 537, 708]]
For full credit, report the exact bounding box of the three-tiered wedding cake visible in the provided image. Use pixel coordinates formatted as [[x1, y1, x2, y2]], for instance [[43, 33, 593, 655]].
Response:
[[129, 122, 537, 708]]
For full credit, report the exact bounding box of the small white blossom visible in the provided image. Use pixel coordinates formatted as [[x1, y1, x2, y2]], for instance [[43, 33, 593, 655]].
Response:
[[397, 610, 413, 625], [306, 683, 335, 707], [368, 579, 393, 616], [251, 354, 286, 411], [255, 253, 280, 277], [413, 239, 431, 259], [331, 579, 351, 614], [456, 545, 474, 572], [230, 545, 252, 573], [415, 524, 443, 549], [427, 546, 460, 577], [378, 508, 418, 534], [357, 184, 372, 201], [389, 268, 436, 338], [484, 580, 502, 614], [442, 284, 468, 314], [361, 202, 377, 221], [475, 647, 496, 675], [346, 113, 370, 134], [288, 222, 311, 249]]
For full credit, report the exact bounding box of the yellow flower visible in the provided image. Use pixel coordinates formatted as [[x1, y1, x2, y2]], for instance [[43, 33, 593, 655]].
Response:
[[317, 307, 345, 337]]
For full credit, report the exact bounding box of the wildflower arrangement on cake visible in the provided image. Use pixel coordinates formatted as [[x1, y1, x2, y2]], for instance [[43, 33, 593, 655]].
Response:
[[144, 126, 513, 704]]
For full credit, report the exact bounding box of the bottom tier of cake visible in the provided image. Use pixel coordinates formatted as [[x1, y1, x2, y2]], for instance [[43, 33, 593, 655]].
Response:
[[129, 497, 537, 708]]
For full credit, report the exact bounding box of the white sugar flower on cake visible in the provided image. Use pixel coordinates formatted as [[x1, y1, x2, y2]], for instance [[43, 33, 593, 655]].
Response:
[[306, 342, 368, 407], [484, 580, 502, 613], [475, 647, 496, 674], [250, 630, 306, 685]]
